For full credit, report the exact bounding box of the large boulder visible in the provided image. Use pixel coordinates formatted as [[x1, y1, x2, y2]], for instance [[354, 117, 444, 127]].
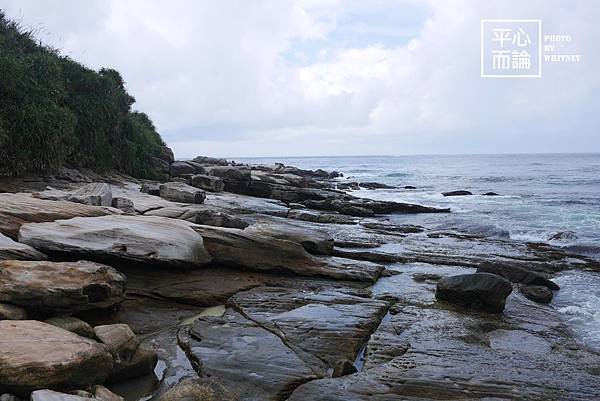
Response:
[[0, 320, 113, 396], [0, 194, 118, 239], [93, 324, 157, 382], [435, 273, 513, 313], [190, 175, 225, 193], [519, 285, 554, 304], [476, 263, 559, 290], [19, 215, 212, 268], [159, 182, 206, 204], [169, 161, 195, 177], [144, 206, 248, 229], [0, 233, 46, 261], [244, 220, 334, 255], [191, 156, 229, 166], [68, 183, 112, 207], [0, 260, 126, 314], [192, 225, 382, 282]]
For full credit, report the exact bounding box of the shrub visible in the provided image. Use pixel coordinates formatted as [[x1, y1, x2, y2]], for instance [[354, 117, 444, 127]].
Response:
[[0, 11, 167, 178]]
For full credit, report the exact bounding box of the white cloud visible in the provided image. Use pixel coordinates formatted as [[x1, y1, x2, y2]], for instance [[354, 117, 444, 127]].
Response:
[[1, 0, 598, 157]]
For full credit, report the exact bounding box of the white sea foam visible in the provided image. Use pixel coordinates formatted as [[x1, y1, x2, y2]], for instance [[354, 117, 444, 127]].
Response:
[[552, 271, 600, 350]]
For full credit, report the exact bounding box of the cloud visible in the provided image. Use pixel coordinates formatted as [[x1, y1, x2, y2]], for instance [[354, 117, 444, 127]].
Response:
[[1, 0, 598, 157]]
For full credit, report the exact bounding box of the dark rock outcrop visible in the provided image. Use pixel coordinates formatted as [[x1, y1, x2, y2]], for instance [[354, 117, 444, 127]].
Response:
[[435, 273, 513, 313], [477, 263, 559, 290], [519, 285, 554, 304], [442, 190, 473, 197], [169, 161, 196, 178], [190, 174, 225, 193]]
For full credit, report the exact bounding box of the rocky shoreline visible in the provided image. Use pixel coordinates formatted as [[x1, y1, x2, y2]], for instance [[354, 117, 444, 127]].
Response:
[[1, 156, 600, 401]]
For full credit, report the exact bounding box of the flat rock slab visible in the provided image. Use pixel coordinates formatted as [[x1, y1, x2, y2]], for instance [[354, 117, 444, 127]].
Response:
[[0, 193, 118, 239], [119, 264, 369, 310], [202, 191, 289, 217], [159, 182, 206, 204], [193, 225, 382, 281], [244, 217, 334, 255], [0, 260, 126, 314], [0, 233, 46, 261], [0, 320, 113, 396], [228, 287, 389, 371], [19, 215, 212, 268], [289, 300, 600, 401], [69, 182, 112, 207], [178, 309, 319, 401]]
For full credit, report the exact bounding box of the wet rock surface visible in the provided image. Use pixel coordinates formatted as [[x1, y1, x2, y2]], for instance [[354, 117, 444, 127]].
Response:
[[2, 159, 600, 401], [178, 310, 318, 401], [435, 272, 513, 313], [0, 260, 126, 314]]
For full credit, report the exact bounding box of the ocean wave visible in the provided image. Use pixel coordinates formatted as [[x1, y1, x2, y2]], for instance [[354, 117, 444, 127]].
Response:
[[386, 172, 410, 177], [563, 244, 600, 260], [553, 271, 600, 349], [434, 220, 510, 239]]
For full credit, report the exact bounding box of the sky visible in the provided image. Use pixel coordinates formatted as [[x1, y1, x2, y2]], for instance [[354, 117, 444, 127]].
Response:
[[1, 0, 598, 158]]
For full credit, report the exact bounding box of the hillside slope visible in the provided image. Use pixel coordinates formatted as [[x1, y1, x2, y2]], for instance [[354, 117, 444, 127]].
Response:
[[0, 12, 172, 178]]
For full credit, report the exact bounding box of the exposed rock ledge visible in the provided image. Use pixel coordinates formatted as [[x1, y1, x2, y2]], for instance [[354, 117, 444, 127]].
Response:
[[0, 157, 599, 401]]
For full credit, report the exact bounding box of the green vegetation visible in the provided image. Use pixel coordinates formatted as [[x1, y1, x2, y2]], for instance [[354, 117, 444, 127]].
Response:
[[0, 12, 167, 178]]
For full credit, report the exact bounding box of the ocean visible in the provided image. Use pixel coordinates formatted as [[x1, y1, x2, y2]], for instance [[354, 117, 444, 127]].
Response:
[[237, 153, 600, 348], [238, 153, 600, 259]]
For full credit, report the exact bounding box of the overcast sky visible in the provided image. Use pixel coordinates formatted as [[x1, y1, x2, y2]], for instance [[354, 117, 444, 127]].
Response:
[[1, 0, 598, 157]]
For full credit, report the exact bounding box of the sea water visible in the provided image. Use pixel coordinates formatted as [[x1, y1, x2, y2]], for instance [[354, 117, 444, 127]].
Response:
[[238, 153, 600, 348]]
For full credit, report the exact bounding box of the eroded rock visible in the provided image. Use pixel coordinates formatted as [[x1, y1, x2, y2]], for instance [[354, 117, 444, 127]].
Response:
[[0, 194, 118, 239], [159, 182, 206, 204], [94, 324, 158, 383], [19, 215, 212, 268], [193, 225, 382, 281], [0, 233, 46, 261], [190, 175, 224, 193], [0, 320, 113, 395], [0, 260, 126, 314], [69, 183, 112, 207]]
